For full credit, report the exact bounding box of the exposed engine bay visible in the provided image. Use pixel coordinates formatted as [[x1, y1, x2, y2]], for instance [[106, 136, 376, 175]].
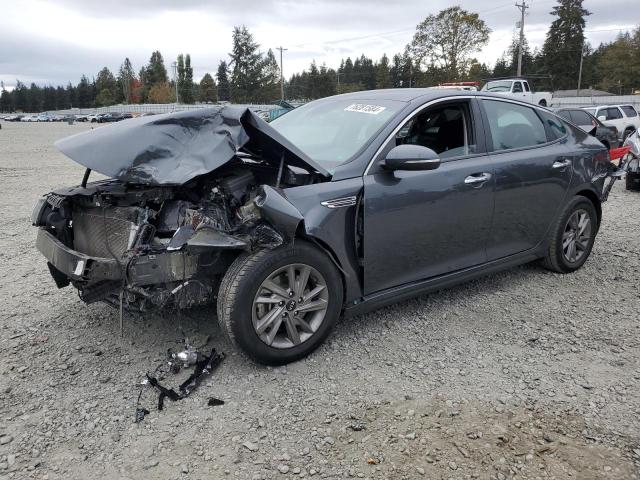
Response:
[[33, 156, 322, 311]]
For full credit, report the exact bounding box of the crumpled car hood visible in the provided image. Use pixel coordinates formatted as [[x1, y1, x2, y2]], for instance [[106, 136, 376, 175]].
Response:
[[55, 106, 330, 185]]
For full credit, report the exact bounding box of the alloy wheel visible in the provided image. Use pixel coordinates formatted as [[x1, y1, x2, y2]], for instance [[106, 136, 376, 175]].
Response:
[[562, 209, 592, 263], [252, 263, 329, 349]]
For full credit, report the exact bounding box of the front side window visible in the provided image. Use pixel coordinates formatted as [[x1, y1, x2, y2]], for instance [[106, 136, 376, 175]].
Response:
[[513, 82, 523, 93], [395, 102, 475, 159], [270, 98, 405, 172], [483, 100, 547, 151], [621, 105, 638, 118], [557, 110, 572, 121]]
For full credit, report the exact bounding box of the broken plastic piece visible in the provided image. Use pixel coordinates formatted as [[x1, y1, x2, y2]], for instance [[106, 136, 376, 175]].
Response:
[[208, 398, 225, 407], [135, 407, 150, 423]]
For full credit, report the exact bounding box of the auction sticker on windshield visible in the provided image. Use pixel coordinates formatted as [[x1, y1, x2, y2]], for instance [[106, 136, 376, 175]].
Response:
[[344, 104, 386, 115]]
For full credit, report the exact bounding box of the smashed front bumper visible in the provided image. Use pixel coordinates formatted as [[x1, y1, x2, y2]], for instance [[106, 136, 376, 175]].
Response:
[[36, 229, 121, 284], [36, 228, 203, 288]]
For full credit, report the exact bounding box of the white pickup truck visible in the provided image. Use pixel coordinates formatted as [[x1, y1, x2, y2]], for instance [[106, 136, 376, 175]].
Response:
[[480, 78, 553, 107]]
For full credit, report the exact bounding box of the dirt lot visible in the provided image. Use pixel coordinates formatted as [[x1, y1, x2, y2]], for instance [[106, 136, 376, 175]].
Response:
[[0, 120, 639, 480]]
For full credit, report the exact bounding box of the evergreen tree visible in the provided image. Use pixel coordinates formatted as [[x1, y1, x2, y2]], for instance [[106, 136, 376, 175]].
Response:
[[14, 81, 28, 112], [95, 67, 117, 106], [540, 0, 590, 89], [118, 58, 136, 103], [466, 59, 492, 82], [42, 86, 56, 111], [76, 75, 93, 108], [375, 54, 392, 89], [176, 54, 185, 103], [183, 54, 195, 103], [199, 73, 218, 103], [229, 26, 264, 103], [28, 83, 43, 112], [492, 56, 512, 78], [0, 82, 13, 112], [145, 51, 168, 85], [261, 48, 281, 101], [216, 60, 231, 101]]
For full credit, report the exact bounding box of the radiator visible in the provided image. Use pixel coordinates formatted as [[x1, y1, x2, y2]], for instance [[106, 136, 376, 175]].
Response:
[[72, 206, 143, 258]]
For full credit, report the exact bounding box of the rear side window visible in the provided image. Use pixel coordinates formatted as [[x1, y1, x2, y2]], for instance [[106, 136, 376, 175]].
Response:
[[570, 110, 594, 125], [621, 106, 638, 117], [557, 110, 572, 121], [539, 111, 567, 140], [605, 108, 622, 120], [523, 82, 530, 92], [483, 100, 547, 151]]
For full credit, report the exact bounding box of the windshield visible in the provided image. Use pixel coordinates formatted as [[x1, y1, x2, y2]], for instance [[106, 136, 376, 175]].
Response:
[[482, 81, 513, 92], [270, 98, 405, 172]]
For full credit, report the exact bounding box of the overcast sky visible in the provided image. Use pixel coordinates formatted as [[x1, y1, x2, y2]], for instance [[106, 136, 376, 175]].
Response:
[[0, 0, 636, 89]]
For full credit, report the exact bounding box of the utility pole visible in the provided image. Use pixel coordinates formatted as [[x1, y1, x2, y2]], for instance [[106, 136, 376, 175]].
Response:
[[515, 1, 529, 77], [276, 46, 288, 101], [172, 61, 179, 104], [577, 42, 586, 96]]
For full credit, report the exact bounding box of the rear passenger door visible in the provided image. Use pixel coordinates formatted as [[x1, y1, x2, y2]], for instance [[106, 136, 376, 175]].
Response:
[[481, 99, 573, 260]]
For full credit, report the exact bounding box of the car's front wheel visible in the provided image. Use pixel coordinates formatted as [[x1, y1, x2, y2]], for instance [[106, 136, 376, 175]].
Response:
[[542, 196, 598, 273], [217, 241, 343, 365]]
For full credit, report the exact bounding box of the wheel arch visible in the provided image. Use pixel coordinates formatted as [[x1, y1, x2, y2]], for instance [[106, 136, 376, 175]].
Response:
[[295, 225, 348, 307], [575, 189, 602, 229]]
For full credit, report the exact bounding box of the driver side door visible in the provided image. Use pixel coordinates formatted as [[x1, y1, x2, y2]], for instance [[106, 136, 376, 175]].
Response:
[[362, 98, 495, 295]]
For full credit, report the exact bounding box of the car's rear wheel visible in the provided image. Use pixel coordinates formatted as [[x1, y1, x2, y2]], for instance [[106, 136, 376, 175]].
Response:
[[542, 196, 597, 273], [538, 99, 547, 107], [217, 241, 343, 365]]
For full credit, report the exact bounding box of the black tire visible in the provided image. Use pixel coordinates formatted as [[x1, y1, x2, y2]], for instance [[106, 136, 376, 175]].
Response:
[[626, 157, 640, 191], [538, 99, 547, 107], [542, 196, 598, 273], [217, 241, 343, 365]]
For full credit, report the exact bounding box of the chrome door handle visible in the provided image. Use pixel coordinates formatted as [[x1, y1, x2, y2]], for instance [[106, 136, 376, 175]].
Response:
[[552, 159, 572, 169], [464, 173, 492, 185]]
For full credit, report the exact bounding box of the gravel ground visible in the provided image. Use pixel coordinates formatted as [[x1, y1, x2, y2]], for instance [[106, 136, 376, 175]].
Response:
[[0, 121, 639, 480]]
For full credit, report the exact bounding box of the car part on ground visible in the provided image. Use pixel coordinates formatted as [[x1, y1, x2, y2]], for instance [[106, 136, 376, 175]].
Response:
[[135, 340, 225, 422]]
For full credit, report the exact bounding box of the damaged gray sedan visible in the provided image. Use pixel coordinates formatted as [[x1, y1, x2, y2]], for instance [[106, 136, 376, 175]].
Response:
[[33, 90, 613, 364]]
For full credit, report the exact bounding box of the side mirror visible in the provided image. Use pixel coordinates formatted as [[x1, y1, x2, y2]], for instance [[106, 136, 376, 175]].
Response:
[[382, 144, 441, 171], [597, 115, 606, 122]]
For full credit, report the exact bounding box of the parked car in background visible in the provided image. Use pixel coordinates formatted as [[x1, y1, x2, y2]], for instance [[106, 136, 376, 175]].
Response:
[[87, 114, 99, 123], [75, 114, 88, 122], [32, 91, 613, 364], [480, 78, 552, 106], [555, 108, 619, 150], [582, 105, 640, 141], [97, 113, 121, 123], [36, 114, 52, 122]]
